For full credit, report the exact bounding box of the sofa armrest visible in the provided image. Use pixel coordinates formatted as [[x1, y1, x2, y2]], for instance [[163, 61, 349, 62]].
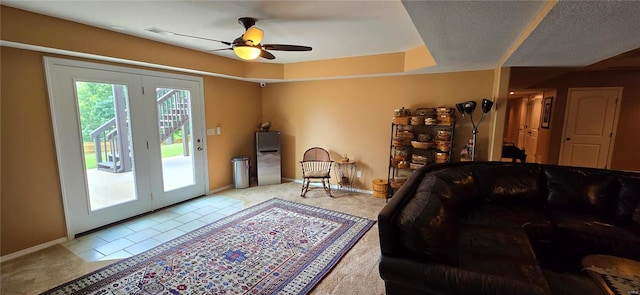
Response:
[[378, 167, 428, 255], [379, 256, 549, 295]]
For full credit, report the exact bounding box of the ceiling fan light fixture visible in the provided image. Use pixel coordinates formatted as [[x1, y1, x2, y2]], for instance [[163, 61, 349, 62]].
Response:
[[233, 45, 262, 60], [243, 27, 264, 45]]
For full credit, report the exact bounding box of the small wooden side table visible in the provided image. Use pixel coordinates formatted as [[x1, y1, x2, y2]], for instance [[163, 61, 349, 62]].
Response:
[[582, 254, 640, 295], [333, 160, 356, 193]]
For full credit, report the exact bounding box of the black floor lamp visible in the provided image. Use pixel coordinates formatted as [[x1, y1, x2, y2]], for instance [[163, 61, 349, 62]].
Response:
[[456, 98, 494, 161]]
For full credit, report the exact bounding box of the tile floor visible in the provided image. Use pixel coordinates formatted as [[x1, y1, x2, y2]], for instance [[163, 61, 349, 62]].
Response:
[[62, 195, 243, 262]]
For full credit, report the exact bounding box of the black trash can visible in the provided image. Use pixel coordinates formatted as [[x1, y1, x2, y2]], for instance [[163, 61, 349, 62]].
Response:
[[231, 156, 250, 189]]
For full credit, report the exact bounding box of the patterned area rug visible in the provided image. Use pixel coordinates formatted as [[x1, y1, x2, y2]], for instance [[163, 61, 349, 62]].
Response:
[[41, 198, 375, 295]]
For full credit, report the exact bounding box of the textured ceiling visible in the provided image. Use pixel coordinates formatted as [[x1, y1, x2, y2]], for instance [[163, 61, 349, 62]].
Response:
[[402, 0, 546, 73], [3, 0, 640, 77], [504, 1, 640, 67]]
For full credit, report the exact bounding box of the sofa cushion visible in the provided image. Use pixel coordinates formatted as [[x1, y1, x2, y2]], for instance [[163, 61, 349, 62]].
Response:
[[431, 166, 477, 208], [616, 174, 640, 224], [551, 211, 640, 261], [458, 225, 550, 294], [397, 175, 458, 264], [471, 164, 545, 207], [543, 166, 618, 217], [461, 205, 553, 240]]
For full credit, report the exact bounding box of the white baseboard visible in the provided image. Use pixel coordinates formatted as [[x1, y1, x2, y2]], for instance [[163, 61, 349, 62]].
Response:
[[289, 178, 372, 195], [208, 184, 233, 195], [0, 237, 68, 263]]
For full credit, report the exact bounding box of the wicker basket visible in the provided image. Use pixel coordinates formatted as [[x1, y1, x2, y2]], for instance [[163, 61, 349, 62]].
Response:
[[372, 179, 388, 198], [394, 150, 411, 161], [397, 160, 410, 169], [410, 116, 425, 125], [435, 140, 452, 151], [411, 141, 434, 149], [411, 154, 428, 164], [392, 137, 408, 147], [410, 163, 425, 170], [397, 131, 414, 141], [390, 178, 407, 189], [435, 152, 449, 163], [393, 116, 411, 125]]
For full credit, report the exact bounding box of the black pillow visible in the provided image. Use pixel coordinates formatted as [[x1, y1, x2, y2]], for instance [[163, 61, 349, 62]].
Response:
[[617, 175, 640, 224], [544, 166, 617, 216]]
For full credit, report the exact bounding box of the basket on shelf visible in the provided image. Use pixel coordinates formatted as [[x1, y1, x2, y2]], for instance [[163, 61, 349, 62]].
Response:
[[397, 160, 410, 169], [411, 140, 434, 149], [395, 149, 411, 161], [410, 163, 425, 170], [435, 152, 449, 163], [390, 177, 407, 189], [411, 154, 428, 164], [410, 116, 425, 125], [393, 116, 411, 125], [437, 115, 455, 126], [372, 179, 388, 198], [425, 117, 438, 125], [414, 107, 433, 116], [417, 133, 431, 142], [392, 137, 409, 147], [397, 130, 414, 142], [435, 140, 452, 151], [394, 107, 412, 117]]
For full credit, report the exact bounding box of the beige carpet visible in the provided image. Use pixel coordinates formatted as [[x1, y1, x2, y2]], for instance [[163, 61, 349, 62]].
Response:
[[1, 182, 387, 294]]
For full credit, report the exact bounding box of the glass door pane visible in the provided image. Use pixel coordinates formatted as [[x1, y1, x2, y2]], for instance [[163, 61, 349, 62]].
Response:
[[76, 81, 137, 211], [156, 88, 195, 192]]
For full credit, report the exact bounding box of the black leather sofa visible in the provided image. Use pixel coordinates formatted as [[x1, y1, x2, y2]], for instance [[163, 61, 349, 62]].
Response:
[[378, 162, 640, 295]]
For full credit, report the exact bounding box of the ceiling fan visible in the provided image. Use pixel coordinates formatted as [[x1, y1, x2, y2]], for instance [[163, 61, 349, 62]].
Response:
[[148, 17, 312, 60]]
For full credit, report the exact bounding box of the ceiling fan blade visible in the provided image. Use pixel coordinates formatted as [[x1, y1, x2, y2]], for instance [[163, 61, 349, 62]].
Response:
[[260, 50, 276, 60], [263, 44, 312, 51], [171, 32, 232, 46], [207, 48, 232, 52]]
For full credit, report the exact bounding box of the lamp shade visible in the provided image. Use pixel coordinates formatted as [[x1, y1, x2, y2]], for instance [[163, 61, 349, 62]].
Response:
[[481, 98, 494, 113], [243, 27, 264, 45], [463, 101, 477, 114], [233, 45, 262, 60], [456, 103, 465, 114]]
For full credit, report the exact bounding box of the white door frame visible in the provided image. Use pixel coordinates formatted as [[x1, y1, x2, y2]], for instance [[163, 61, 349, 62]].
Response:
[[559, 87, 622, 169], [44, 57, 209, 239]]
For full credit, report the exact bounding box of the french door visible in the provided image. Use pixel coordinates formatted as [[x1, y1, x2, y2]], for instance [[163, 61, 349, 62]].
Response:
[[45, 58, 207, 238]]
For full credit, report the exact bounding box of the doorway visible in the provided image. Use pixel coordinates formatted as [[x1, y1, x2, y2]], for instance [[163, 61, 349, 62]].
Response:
[[45, 58, 208, 238], [559, 87, 622, 168], [504, 93, 542, 163]]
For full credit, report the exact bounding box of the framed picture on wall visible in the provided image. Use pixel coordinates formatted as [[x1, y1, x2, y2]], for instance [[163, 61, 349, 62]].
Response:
[[541, 96, 553, 129]]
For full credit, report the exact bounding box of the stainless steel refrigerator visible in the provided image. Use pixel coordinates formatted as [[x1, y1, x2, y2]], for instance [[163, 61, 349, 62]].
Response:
[[256, 131, 281, 185]]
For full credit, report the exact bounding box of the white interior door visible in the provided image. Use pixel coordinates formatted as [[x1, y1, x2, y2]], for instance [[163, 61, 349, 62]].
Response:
[[560, 88, 621, 168], [524, 97, 542, 163], [45, 58, 207, 238], [517, 98, 528, 149]]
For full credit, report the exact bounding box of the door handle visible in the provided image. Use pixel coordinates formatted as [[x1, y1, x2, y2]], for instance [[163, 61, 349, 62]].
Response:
[[566, 138, 571, 141]]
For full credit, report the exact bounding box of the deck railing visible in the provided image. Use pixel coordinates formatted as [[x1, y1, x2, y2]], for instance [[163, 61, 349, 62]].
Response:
[[90, 89, 190, 173]]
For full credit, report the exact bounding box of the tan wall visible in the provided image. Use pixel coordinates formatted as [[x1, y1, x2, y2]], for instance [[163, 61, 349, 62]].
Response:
[[203, 77, 262, 188], [1, 47, 68, 255], [536, 89, 557, 164], [261, 71, 495, 188], [0, 46, 261, 256], [540, 71, 640, 171]]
